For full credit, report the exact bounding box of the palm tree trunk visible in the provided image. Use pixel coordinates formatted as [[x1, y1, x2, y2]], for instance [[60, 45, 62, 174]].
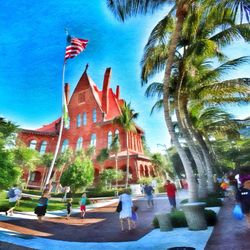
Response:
[[115, 153, 118, 188], [182, 105, 216, 193], [25, 169, 31, 189], [126, 132, 129, 188], [177, 96, 208, 198], [163, 2, 198, 202]]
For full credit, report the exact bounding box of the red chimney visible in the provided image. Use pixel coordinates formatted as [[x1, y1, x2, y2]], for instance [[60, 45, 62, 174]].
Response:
[[116, 85, 120, 99], [64, 83, 70, 105], [102, 68, 111, 114]]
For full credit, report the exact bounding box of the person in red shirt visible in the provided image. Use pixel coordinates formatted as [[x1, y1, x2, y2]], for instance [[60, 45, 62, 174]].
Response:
[[164, 180, 177, 211]]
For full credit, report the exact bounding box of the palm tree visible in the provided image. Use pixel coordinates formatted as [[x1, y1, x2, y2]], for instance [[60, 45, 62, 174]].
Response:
[[13, 145, 41, 189], [109, 134, 121, 188], [113, 102, 138, 188], [107, 0, 250, 201], [96, 148, 110, 172]]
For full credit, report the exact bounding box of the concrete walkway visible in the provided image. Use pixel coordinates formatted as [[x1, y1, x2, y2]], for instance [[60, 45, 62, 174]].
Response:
[[205, 198, 250, 250], [0, 190, 219, 250]]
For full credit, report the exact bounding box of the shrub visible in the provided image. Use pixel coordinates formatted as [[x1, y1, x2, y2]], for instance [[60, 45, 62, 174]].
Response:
[[180, 197, 222, 207], [152, 209, 217, 228]]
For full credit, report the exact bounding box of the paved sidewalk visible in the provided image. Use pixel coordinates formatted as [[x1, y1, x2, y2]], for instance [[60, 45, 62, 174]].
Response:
[[0, 190, 219, 250], [205, 198, 250, 250]]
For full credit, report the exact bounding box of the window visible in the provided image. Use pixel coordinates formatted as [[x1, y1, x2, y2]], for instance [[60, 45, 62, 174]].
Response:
[[108, 131, 112, 148], [77, 114, 81, 127], [30, 172, 36, 182], [83, 112, 87, 126], [78, 91, 86, 104], [40, 141, 47, 154], [76, 137, 83, 151], [90, 134, 96, 147], [92, 108, 97, 123], [115, 129, 119, 140], [61, 139, 69, 153], [29, 140, 37, 150], [64, 117, 70, 129]]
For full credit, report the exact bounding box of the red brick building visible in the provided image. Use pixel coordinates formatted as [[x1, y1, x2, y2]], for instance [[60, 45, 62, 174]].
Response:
[[18, 67, 154, 189]]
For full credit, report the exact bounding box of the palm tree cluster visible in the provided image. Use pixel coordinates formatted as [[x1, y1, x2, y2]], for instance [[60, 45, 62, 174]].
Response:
[[107, 0, 250, 201]]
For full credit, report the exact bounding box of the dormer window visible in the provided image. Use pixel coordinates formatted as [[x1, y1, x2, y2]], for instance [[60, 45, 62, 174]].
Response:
[[92, 108, 97, 123], [78, 91, 86, 104], [77, 114, 81, 127], [83, 112, 87, 126]]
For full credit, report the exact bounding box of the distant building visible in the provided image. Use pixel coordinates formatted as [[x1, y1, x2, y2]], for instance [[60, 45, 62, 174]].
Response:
[[18, 67, 154, 189]]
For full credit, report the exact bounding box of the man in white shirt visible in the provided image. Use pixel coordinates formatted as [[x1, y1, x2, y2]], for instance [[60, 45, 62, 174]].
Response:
[[6, 185, 22, 216]]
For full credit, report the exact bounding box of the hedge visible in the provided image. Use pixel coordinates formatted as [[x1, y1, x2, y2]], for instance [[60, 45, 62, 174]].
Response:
[[152, 209, 217, 228]]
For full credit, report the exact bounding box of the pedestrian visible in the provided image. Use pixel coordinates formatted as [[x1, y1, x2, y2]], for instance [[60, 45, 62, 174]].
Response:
[[131, 205, 138, 229], [119, 190, 133, 231], [236, 175, 250, 228], [144, 184, 154, 208], [164, 180, 177, 211], [79, 193, 87, 219], [34, 191, 50, 223], [6, 185, 22, 216], [66, 198, 73, 220]]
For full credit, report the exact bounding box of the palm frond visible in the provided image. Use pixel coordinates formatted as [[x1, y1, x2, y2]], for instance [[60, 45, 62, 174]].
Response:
[[106, 0, 173, 22], [211, 23, 250, 47], [144, 8, 175, 52]]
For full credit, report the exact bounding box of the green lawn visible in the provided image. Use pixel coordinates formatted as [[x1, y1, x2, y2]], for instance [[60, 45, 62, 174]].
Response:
[[0, 191, 80, 212]]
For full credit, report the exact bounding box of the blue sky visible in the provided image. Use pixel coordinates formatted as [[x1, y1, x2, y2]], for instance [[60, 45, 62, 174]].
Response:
[[0, 1, 249, 152]]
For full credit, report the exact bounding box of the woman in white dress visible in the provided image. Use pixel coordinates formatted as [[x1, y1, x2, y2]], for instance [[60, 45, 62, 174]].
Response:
[[119, 191, 132, 231]]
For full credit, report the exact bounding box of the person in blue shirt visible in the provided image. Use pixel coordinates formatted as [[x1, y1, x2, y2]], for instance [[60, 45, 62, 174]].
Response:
[[144, 184, 154, 208], [79, 193, 87, 219], [236, 176, 250, 227], [34, 191, 50, 222]]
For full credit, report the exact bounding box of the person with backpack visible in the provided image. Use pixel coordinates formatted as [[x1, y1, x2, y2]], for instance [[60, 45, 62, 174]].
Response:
[[6, 185, 22, 216], [34, 191, 50, 222]]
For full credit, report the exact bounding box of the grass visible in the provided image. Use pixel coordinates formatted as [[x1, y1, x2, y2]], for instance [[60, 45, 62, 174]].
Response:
[[0, 191, 81, 212]]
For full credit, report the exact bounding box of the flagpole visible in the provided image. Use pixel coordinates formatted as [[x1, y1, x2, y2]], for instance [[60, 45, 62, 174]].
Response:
[[44, 36, 68, 188]]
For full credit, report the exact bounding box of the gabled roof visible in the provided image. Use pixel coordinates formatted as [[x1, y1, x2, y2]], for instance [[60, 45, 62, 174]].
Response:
[[35, 118, 60, 133]]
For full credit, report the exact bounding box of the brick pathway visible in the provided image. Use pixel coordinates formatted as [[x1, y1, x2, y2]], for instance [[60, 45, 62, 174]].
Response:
[[0, 197, 170, 243], [205, 198, 250, 250]]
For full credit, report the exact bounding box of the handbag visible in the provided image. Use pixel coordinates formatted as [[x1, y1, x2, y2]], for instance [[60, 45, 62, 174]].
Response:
[[116, 200, 122, 213], [233, 204, 244, 220]]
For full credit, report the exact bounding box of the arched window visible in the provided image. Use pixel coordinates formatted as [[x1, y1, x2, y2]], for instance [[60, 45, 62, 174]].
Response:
[[92, 108, 97, 123], [76, 137, 83, 151], [108, 131, 112, 148], [40, 141, 47, 154], [115, 129, 119, 141], [90, 134, 96, 147], [64, 117, 70, 129], [61, 139, 69, 153], [83, 112, 87, 126], [77, 114, 81, 127], [29, 140, 37, 150]]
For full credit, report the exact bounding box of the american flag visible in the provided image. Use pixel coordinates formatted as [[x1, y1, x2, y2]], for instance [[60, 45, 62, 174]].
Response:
[[65, 36, 88, 61]]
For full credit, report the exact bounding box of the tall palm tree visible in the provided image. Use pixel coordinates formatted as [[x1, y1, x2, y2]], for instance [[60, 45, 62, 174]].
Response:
[[109, 134, 121, 188], [107, 0, 249, 200], [113, 102, 138, 188]]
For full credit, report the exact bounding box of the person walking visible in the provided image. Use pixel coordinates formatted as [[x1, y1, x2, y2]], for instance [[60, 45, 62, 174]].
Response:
[[144, 184, 154, 208], [119, 190, 133, 231], [236, 175, 250, 228], [34, 191, 50, 222], [79, 193, 87, 219], [131, 205, 138, 229], [164, 180, 177, 211], [66, 198, 73, 220], [6, 185, 22, 216]]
